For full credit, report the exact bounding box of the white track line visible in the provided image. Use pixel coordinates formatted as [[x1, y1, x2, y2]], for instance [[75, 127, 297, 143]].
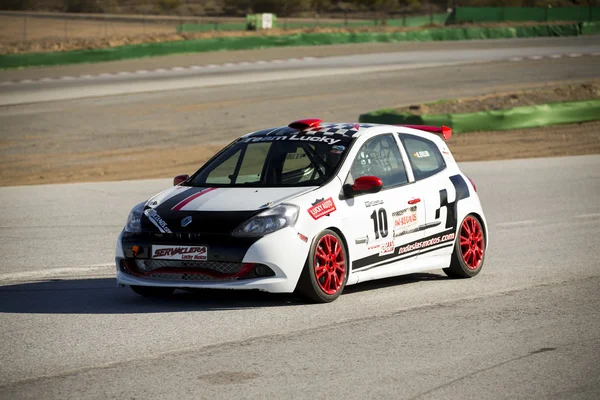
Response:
[[497, 220, 536, 227], [575, 213, 600, 219], [550, 54, 562, 59], [0, 264, 114, 282], [568, 53, 582, 58], [509, 57, 523, 62], [528, 55, 543, 60]]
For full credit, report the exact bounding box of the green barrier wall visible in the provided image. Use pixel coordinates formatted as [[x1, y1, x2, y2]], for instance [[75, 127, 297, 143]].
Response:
[[1, 22, 596, 69], [583, 21, 600, 34], [358, 100, 600, 134], [453, 6, 600, 23]]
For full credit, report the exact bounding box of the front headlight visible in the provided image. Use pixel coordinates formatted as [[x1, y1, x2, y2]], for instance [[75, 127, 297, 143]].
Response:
[[233, 204, 299, 237], [125, 202, 145, 233]]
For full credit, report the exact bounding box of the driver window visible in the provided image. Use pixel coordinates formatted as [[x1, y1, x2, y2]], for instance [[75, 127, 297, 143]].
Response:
[[349, 134, 408, 188]]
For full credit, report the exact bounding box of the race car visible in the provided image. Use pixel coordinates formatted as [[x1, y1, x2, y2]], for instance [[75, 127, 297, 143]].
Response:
[[116, 119, 488, 303]]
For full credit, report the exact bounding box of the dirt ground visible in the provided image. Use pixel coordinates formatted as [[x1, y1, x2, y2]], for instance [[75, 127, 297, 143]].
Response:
[[399, 80, 600, 115], [0, 15, 578, 55], [1, 121, 598, 187]]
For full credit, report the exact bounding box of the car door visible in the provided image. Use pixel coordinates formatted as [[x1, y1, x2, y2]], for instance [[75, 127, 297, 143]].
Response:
[[399, 133, 461, 258], [342, 134, 427, 278]]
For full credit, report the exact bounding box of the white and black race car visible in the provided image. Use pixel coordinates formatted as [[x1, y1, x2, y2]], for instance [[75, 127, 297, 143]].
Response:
[[116, 119, 488, 303]]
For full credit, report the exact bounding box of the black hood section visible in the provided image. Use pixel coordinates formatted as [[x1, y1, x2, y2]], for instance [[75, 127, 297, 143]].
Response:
[[141, 209, 261, 235]]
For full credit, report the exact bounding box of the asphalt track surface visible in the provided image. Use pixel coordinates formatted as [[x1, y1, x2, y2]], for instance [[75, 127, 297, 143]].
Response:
[[1, 37, 600, 398]]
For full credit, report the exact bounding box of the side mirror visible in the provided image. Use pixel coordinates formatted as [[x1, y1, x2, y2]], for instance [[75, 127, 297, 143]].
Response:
[[173, 174, 189, 186], [343, 176, 383, 198]]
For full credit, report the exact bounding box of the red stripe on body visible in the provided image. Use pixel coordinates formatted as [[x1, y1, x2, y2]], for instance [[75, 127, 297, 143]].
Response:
[[171, 188, 217, 211]]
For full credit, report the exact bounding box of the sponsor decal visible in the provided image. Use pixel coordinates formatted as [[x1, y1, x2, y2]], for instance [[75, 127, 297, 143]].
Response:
[[398, 232, 455, 255], [392, 206, 418, 237], [367, 243, 380, 251], [152, 245, 208, 260], [144, 209, 172, 233], [298, 233, 308, 242], [308, 197, 337, 220], [379, 240, 395, 256], [352, 229, 457, 271], [181, 215, 192, 227], [413, 151, 430, 158], [244, 134, 342, 145], [364, 199, 384, 208], [330, 145, 345, 154], [260, 201, 273, 208]]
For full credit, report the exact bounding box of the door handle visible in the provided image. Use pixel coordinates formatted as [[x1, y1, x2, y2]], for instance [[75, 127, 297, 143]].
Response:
[[408, 198, 421, 205]]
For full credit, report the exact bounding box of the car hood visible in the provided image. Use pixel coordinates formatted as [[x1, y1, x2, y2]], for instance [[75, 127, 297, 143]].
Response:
[[146, 186, 317, 213]]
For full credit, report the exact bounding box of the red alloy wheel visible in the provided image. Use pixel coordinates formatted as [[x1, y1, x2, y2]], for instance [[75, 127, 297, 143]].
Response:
[[459, 216, 485, 270], [313, 234, 346, 295]]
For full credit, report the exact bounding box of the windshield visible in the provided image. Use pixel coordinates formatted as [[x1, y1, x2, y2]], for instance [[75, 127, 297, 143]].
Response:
[[189, 138, 352, 187]]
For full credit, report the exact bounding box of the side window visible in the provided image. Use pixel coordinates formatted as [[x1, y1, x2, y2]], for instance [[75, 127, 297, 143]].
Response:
[[400, 134, 446, 180], [349, 134, 408, 188]]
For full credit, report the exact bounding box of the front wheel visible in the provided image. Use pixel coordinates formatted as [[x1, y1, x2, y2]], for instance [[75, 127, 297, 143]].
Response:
[[130, 285, 175, 298], [443, 215, 486, 278], [296, 229, 348, 303]]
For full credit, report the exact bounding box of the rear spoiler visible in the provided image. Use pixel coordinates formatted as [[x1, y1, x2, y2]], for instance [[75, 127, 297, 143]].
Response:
[[396, 125, 452, 141]]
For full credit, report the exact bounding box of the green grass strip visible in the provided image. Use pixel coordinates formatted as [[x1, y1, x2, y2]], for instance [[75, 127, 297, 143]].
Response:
[[358, 100, 600, 133], [0, 22, 595, 69]]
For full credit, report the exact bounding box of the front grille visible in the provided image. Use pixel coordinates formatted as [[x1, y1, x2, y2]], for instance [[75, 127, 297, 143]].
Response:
[[121, 259, 250, 282], [134, 259, 243, 275], [148, 272, 223, 282]]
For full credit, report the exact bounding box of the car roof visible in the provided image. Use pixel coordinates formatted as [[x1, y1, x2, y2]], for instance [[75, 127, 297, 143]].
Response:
[[242, 122, 445, 143]]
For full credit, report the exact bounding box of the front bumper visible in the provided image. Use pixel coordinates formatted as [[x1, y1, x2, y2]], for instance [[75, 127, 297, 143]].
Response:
[[115, 227, 310, 293]]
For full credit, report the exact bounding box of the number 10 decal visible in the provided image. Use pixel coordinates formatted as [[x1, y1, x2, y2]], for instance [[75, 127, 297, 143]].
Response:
[[370, 208, 388, 239]]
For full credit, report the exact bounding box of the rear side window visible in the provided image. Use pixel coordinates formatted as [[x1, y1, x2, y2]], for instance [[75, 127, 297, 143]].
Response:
[[400, 134, 446, 180]]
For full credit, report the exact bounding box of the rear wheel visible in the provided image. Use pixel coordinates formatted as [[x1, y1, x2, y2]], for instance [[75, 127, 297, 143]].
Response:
[[444, 215, 485, 278], [130, 285, 175, 298], [296, 229, 348, 303]]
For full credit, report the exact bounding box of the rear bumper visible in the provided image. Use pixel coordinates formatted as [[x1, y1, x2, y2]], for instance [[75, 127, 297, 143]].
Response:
[[115, 227, 310, 293]]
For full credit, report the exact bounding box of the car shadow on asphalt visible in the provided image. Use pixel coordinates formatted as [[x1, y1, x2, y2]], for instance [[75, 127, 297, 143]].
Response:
[[0, 272, 448, 314]]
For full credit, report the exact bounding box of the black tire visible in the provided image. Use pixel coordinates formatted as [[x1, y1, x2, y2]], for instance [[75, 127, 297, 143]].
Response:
[[130, 285, 175, 298], [444, 214, 486, 279], [296, 229, 349, 303]]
